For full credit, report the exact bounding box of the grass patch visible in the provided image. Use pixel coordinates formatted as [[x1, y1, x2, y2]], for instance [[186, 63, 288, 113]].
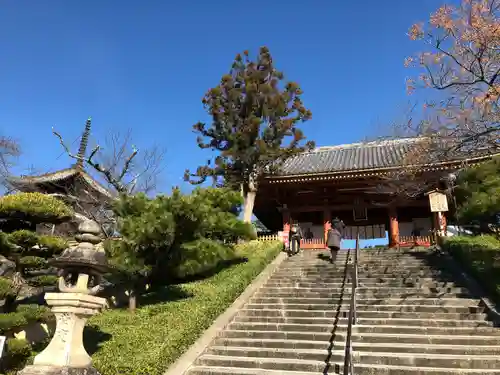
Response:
[[88, 240, 282, 375], [442, 235, 500, 303]]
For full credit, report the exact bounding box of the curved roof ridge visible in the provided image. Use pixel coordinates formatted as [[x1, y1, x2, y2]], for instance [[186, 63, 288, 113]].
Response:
[[312, 137, 425, 153], [276, 136, 488, 177]]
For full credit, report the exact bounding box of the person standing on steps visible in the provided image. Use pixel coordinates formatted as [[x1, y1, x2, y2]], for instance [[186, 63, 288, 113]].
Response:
[[289, 223, 303, 256], [327, 217, 345, 264]]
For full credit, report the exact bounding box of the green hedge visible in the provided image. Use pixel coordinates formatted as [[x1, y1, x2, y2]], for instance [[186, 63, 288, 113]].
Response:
[[20, 256, 48, 270], [442, 235, 500, 302], [0, 305, 54, 373], [2, 338, 32, 373], [28, 274, 59, 287], [0, 305, 53, 333], [172, 238, 237, 279], [0, 192, 73, 223], [0, 277, 15, 299], [8, 230, 39, 250], [89, 240, 282, 375]]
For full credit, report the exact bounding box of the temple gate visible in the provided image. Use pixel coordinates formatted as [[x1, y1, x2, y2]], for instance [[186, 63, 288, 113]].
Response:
[[254, 138, 496, 249]]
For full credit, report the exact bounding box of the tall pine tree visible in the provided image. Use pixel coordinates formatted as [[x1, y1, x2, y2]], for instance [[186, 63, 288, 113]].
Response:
[[185, 47, 314, 222]]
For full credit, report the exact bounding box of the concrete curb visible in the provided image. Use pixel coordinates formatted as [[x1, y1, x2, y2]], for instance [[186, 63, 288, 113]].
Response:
[[437, 247, 500, 322], [163, 251, 288, 375]]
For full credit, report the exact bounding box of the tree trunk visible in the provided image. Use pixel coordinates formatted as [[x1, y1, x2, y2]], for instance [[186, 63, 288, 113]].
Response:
[[242, 175, 258, 224], [128, 289, 137, 312], [243, 190, 257, 223]]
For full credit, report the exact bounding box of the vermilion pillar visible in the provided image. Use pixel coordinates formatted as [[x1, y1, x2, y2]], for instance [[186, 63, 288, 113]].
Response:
[[323, 209, 331, 246], [388, 206, 400, 248], [436, 211, 447, 237], [282, 209, 291, 233]]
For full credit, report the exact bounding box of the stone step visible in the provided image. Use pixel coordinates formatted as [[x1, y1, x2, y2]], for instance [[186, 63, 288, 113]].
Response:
[[204, 346, 500, 368], [282, 263, 442, 270], [233, 315, 495, 328], [221, 329, 500, 345], [284, 258, 351, 263], [194, 352, 500, 373], [272, 270, 452, 277], [254, 291, 471, 299], [347, 364, 500, 375], [249, 296, 481, 306], [205, 346, 344, 364], [213, 337, 500, 355], [213, 337, 330, 351], [357, 267, 452, 274], [194, 353, 339, 373], [260, 286, 470, 294], [353, 351, 500, 369], [227, 322, 500, 336], [352, 342, 500, 355], [245, 303, 486, 313], [268, 275, 457, 283], [238, 308, 489, 320], [280, 259, 350, 264], [187, 365, 500, 375], [280, 263, 435, 270], [187, 366, 323, 375], [265, 280, 463, 288]]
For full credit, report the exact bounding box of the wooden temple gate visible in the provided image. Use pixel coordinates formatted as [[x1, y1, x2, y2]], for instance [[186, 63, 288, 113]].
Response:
[[251, 139, 490, 250]]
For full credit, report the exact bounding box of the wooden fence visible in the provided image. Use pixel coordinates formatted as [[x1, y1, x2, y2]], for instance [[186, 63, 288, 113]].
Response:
[[257, 234, 326, 249], [399, 235, 432, 247], [257, 234, 281, 242]]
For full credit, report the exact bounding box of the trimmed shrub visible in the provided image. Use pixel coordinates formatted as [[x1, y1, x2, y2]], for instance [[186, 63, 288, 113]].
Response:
[[443, 235, 500, 301], [28, 275, 59, 287], [0, 277, 15, 299], [0, 312, 28, 332], [17, 304, 53, 323], [19, 256, 48, 270], [38, 235, 68, 255], [0, 305, 53, 333], [8, 230, 38, 250], [0, 192, 73, 223], [172, 238, 237, 279], [2, 338, 32, 371]]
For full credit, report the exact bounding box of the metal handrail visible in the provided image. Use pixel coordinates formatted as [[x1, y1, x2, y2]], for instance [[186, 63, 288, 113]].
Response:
[[343, 232, 359, 375]]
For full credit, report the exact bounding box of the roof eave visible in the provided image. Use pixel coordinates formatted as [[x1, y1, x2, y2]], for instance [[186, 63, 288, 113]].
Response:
[[265, 153, 498, 183], [8, 168, 114, 199], [7, 168, 79, 185]]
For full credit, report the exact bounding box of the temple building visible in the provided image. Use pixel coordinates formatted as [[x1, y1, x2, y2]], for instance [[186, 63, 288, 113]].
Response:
[[7, 118, 113, 235], [254, 138, 497, 249]]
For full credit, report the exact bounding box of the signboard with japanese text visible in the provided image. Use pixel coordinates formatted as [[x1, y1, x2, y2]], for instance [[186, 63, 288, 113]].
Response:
[[429, 191, 449, 212]]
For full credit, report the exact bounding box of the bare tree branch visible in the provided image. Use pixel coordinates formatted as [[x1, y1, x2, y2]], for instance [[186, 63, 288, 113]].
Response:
[[53, 125, 165, 196], [0, 136, 21, 192]]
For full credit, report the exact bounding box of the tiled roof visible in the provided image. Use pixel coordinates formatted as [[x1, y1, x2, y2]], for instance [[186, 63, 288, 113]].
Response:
[[276, 138, 492, 177], [8, 168, 113, 198]]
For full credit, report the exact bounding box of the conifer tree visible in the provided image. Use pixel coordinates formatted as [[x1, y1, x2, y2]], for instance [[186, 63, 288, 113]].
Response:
[[185, 47, 314, 222], [455, 158, 500, 231]]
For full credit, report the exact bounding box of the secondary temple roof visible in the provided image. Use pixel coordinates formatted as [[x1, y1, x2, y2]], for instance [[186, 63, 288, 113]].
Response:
[[274, 137, 496, 177], [8, 118, 112, 198], [8, 168, 113, 198]]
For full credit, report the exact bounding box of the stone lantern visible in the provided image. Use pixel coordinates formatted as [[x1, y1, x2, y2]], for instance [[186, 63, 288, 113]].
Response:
[[19, 219, 110, 375]]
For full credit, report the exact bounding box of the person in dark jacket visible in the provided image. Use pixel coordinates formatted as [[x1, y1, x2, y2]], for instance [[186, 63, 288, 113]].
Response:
[[326, 218, 345, 264], [289, 223, 303, 255]]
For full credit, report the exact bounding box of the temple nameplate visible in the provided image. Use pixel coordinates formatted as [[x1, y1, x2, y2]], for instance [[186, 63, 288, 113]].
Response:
[[428, 191, 449, 212]]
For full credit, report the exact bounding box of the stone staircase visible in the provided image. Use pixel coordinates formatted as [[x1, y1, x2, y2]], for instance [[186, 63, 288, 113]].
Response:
[[184, 248, 500, 374]]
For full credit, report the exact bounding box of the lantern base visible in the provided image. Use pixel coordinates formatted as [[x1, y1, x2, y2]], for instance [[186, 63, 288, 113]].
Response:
[[18, 365, 100, 375], [29, 293, 106, 369]]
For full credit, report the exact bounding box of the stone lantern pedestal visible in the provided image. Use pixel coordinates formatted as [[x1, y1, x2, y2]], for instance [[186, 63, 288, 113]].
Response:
[[18, 219, 110, 375]]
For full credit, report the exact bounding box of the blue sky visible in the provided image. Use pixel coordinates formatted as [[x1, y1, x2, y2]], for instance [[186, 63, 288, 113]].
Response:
[[0, 0, 445, 194]]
